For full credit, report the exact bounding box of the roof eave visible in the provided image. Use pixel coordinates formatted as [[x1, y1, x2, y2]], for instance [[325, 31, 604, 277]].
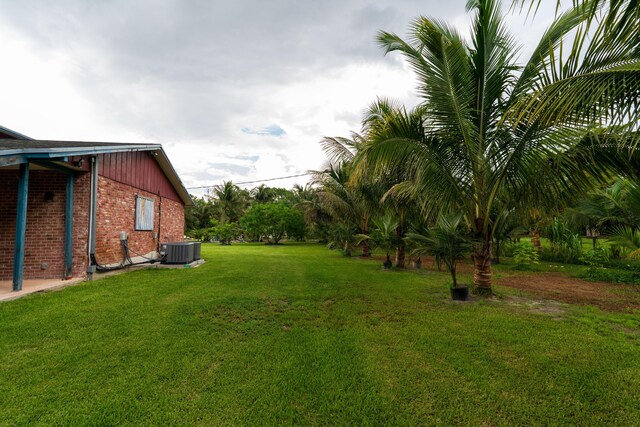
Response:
[[1, 144, 162, 158], [0, 142, 193, 207], [152, 149, 194, 207]]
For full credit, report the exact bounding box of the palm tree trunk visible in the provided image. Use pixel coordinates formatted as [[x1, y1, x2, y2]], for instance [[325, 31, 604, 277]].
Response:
[[531, 229, 541, 251], [451, 264, 457, 288], [395, 225, 405, 268], [361, 220, 371, 257], [473, 238, 493, 295], [395, 242, 405, 268], [412, 257, 422, 269], [361, 240, 371, 257]]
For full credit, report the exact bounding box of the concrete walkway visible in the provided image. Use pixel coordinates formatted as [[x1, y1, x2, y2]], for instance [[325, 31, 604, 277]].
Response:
[[0, 259, 204, 302], [0, 278, 85, 302]]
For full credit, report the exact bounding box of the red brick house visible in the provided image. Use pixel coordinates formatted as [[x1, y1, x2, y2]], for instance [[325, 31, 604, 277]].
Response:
[[0, 126, 193, 291]]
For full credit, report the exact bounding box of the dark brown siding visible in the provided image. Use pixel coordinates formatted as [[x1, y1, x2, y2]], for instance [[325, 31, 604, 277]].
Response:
[[97, 152, 182, 203]]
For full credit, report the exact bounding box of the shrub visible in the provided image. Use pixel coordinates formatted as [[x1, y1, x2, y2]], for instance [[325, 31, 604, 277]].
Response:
[[502, 241, 517, 258], [188, 227, 212, 242], [544, 219, 582, 263], [210, 222, 239, 245], [579, 248, 610, 277], [513, 243, 539, 270]]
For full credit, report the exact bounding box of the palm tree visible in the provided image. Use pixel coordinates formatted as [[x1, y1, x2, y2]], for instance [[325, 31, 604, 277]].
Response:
[[355, 98, 425, 268], [609, 226, 640, 258], [251, 184, 275, 204], [316, 135, 384, 257], [292, 184, 333, 242], [513, 0, 639, 57], [357, 214, 400, 269], [566, 179, 640, 235], [565, 178, 640, 256], [363, 0, 640, 294], [210, 181, 249, 224], [185, 195, 215, 232], [406, 213, 472, 289]]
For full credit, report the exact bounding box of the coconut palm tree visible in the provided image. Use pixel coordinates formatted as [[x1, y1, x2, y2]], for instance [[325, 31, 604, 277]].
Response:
[[357, 214, 400, 269], [406, 213, 472, 289], [316, 135, 384, 257], [513, 0, 640, 54], [608, 226, 640, 258], [566, 178, 640, 234], [292, 184, 333, 242], [362, 0, 640, 294], [361, 99, 417, 268], [251, 184, 275, 204], [210, 181, 249, 224]]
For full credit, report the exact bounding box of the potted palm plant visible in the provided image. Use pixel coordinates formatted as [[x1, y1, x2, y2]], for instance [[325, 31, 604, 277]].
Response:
[[357, 214, 399, 269], [406, 213, 472, 300]]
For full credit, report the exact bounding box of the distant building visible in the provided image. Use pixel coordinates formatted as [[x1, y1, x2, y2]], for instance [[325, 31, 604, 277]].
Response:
[[0, 126, 193, 290]]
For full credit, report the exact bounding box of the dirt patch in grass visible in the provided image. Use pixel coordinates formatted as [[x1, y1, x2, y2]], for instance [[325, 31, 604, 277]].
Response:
[[500, 295, 567, 318], [497, 272, 640, 312], [360, 255, 640, 312]]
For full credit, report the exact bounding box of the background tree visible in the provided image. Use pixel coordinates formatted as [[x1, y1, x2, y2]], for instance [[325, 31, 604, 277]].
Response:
[[210, 181, 250, 224], [251, 184, 276, 204], [291, 184, 333, 242], [313, 138, 383, 257], [185, 195, 215, 237], [240, 202, 306, 244]]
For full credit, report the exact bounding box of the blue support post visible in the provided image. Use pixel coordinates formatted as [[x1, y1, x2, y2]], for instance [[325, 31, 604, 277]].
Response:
[[64, 174, 74, 279], [13, 162, 29, 292]]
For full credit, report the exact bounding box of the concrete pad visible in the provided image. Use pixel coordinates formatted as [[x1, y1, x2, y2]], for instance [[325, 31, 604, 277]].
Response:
[[0, 277, 85, 302], [0, 259, 205, 302], [149, 259, 206, 269]]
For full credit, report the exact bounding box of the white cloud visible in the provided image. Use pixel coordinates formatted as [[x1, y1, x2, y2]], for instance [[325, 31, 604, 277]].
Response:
[[0, 0, 558, 196]]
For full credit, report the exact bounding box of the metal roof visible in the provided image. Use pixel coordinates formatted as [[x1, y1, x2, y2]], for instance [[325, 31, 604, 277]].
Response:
[[0, 139, 193, 206]]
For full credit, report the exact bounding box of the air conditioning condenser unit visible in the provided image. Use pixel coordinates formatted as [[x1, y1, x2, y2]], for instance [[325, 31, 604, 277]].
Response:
[[161, 242, 195, 264]]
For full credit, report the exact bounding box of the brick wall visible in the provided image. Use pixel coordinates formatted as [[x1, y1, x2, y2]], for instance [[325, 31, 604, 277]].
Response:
[[72, 173, 90, 277], [160, 197, 185, 243], [95, 176, 184, 265], [0, 169, 90, 280], [0, 165, 185, 280]]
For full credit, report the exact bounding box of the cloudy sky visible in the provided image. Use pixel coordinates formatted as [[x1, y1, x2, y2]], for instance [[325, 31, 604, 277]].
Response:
[[0, 0, 555, 195]]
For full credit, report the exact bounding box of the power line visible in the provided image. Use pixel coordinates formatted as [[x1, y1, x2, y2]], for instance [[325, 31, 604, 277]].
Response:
[[186, 171, 315, 190]]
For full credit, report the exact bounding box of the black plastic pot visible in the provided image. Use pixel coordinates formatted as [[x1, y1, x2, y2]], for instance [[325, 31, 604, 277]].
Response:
[[450, 286, 469, 301]]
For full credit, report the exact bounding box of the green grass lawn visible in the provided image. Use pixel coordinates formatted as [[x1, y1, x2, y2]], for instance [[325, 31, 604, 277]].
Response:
[[1, 243, 639, 425]]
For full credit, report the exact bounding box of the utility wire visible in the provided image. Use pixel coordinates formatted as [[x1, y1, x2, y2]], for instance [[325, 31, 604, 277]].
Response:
[[186, 172, 315, 190]]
